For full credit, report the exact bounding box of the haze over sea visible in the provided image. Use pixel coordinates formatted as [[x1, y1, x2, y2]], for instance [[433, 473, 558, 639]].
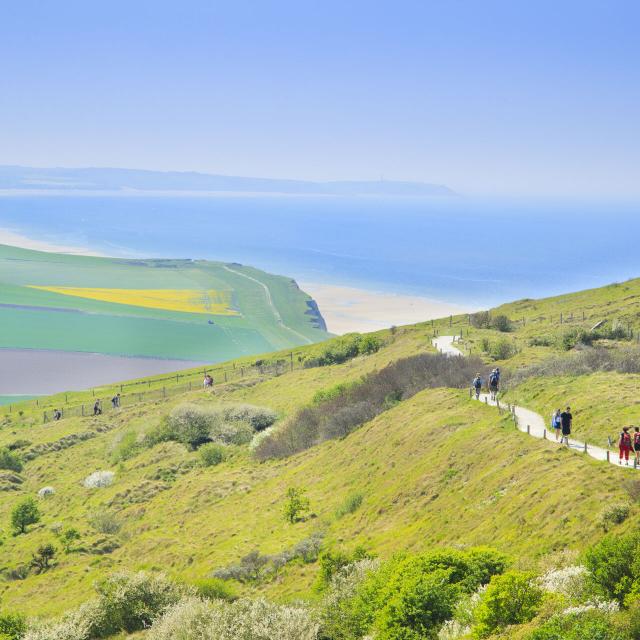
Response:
[[1, 194, 639, 311]]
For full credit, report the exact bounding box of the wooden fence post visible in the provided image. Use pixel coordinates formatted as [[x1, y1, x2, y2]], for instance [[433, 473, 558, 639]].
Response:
[[607, 450, 610, 462], [527, 424, 530, 434], [584, 441, 587, 453], [543, 428, 546, 439]]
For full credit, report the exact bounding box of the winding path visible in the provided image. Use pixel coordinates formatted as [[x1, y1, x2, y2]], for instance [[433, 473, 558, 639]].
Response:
[[433, 335, 636, 471], [223, 265, 313, 344]]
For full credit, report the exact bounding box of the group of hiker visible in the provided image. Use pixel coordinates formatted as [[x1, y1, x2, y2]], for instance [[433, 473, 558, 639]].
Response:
[[471, 370, 640, 467]]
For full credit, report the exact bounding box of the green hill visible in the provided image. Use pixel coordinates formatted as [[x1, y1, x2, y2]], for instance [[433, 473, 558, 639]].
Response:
[[2, 277, 640, 638]]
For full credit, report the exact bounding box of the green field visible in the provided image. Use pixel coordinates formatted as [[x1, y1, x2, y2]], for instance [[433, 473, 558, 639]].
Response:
[[0, 244, 330, 361], [3, 277, 640, 638]]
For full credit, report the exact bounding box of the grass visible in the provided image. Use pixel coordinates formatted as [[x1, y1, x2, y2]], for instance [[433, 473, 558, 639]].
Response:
[[0, 244, 330, 361], [3, 273, 640, 627]]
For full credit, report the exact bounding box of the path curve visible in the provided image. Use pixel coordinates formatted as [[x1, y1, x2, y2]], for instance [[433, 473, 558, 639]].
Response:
[[433, 335, 637, 471], [223, 265, 312, 344]]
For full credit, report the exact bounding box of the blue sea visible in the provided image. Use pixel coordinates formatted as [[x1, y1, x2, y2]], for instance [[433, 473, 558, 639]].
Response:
[[1, 194, 639, 308]]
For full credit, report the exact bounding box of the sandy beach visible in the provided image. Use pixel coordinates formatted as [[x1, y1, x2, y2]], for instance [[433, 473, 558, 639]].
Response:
[[300, 282, 469, 335], [0, 227, 101, 255]]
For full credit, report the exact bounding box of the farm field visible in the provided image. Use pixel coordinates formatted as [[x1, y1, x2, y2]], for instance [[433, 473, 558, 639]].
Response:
[[0, 244, 330, 393]]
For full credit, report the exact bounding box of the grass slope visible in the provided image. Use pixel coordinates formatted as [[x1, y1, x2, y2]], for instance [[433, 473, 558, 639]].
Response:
[[0, 244, 329, 360]]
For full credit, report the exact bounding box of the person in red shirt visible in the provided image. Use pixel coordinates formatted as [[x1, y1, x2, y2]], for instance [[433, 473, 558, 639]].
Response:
[[633, 427, 640, 466], [619, 426, 632, 466]]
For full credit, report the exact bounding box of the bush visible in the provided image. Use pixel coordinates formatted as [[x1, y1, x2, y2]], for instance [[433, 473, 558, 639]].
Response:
[[489, 339, 517, 361], [472, 571, 543, 638], [470, 312, 492, 329], [0, 612, 27, 640], [584, 531, 640, 605], [58, 527, 81, 554], [164, 405, 213, 449], [0, 448, 23, 473], [527, 610, 628, 640], [491, 315, 513, 332], [600, 503, 630, 531], [221, 404, 277, 431], [283, 487, 311, 524], [303, 333, 382, 368], [31, 543, 56, 573], [256, 352, 483, 460], [11, 497, 40, 535], [192, 577, 237, 601], [83, 471, 115, 489], [110, 430, 143, 462], [208, 420, 254, 446], [88, 508, 121, 535], [37, 486, 55, 498], [198, 443, 226, 467], [148, 596, 319, 640], [317, 546, 375, 589], [335, 492, 364, 518]]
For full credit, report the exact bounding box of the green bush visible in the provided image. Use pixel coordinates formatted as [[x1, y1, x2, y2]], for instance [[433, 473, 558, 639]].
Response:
[[584, 531, 640, 605], [283, 487, 310, 524], [192, 577, 237, 601], [198, 443, 226, 467], [110, 430, 143, 462], [305, 333, 382, 367], [600, 503, 630, 531], [490, 338, 517, 360], [0, 612, 27, 640], [491, 315, 513, 332], [11, 497, 40, 535], [220, 404, 277, 431], [0, 448, 23, 473], [335, 491, 364, 519], [88, 508, 121, 535], [317, 546, 374, 589], [164, 405, 212, 449], [473, 570, 543, 638], [527, 610, 629, 640]]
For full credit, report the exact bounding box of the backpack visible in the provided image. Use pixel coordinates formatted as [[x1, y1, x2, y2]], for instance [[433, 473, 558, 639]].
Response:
[[473, 377, 481, 388], [489, 373, 498, 386]]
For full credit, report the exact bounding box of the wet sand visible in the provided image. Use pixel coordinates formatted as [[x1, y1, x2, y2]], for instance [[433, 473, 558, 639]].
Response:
[[0, 349, 207, 395], [300, 282, 469, 335]]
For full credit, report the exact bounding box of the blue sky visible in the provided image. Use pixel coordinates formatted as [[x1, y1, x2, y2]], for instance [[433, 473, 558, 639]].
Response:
[[1, 0, 639, 197]]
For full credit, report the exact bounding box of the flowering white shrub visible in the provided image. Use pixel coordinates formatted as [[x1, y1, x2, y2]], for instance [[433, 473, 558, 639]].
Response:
[[38, 486, 55, 498], [249, 427, 274, 451], [149, 596, 319, 640], [83, 470, 115, 489], [563, 598, 619, 616], [23, 601, 103, 640], [538, 565, 589, 601], [438, 619, 471, 640]]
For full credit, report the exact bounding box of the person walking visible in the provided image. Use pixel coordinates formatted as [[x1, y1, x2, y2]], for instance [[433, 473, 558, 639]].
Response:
[[472, 374, 482, 400], [619, 426, 633, 466], [53, 409, 62, 421], [551, 409, 562, 442], [488, 369, 499, 401], [93, 399, 102, 416], [634, 427, 640, 466], [560, 406, 572, 445], [111, 393, 121, 409]]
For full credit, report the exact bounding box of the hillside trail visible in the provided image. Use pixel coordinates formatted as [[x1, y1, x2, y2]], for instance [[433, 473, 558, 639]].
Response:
[[433, 335, 637, 471], [222, 264, 313, 344]]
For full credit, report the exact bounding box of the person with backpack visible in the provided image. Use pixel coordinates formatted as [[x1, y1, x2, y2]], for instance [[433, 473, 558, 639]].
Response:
[[560, 406, 572, 445], [53, 409, 62, 421], [93, 399, 102, 416], [488, 369, 499, 400], [472, 374, 482, 400], [619, 426, 633, 465], [551, 409, 562, 442], [634, 427, 640, 466], [111, 393, 121, 409]]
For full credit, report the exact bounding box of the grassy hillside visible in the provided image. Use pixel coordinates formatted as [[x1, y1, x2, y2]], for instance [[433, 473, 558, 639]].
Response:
[[0, 244, 329, 361], [3, 276, 640, 638]]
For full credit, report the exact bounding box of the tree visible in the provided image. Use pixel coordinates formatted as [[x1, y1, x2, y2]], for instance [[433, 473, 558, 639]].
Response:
[[11, 497, 40, 535], [31, 543, 56, 573], [0, 612, 27, 640], [59, 527, 81, 553], [283, 487, 310, 524]]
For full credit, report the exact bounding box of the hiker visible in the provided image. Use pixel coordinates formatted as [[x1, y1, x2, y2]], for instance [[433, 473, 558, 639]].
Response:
[[488, 369, 499, 401], [619, 426, 633, 466], [203, 373, 213, 388], [634, 427, 640, 465], [472, 374, 482, 400], [551, 409, 562, 442], [93, 400, 102, 416], [53, 409, 62, 421], [111, 393, 121, 409], [560, 406, 572, 445]]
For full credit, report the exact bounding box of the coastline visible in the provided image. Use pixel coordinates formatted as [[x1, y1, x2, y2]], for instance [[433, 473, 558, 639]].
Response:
[[300, 282, 469, 335]]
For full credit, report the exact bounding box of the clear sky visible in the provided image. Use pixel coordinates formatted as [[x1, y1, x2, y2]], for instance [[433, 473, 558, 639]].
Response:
[[2, 0, 639, 197]]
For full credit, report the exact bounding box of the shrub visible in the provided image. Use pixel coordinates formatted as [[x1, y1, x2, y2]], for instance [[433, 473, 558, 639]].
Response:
[[489, 339, 517, 361], [58, 527, 81, 554], [110, 430, 143, 462], [165, 405, 213, 449], [256, 352, 483, 460], [527, 610, 628, 640], [92, 571, 189, 635], [192, 577, 237, 601], [221, 404, 277, 431], [470, 312, 492, 329], [88, 508, 121, 535], [31, 543, 56, 573], [22, 601, 102, 640], [283, 487, 311, 524], [583, 531, 640, 605], [11, 497, 40, 535], [472, 571, 543, 638], [0, 448, 23, 473], [208, 420, 254, 446], [491, 315, 513, 332], [199, 443, 226, 467], [148, 596, 319, 640], [0, 612, 27, 640], [83, 471, 115, 489], [37, 486, 55, 498], [335, 491, 364, 519], [317, 546, 375, 589], [600, 503, 630, 531], [303, 333, 382, 368]]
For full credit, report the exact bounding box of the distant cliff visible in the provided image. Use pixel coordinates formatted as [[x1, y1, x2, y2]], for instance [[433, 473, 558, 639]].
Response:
[[0, 165, 455, 197]]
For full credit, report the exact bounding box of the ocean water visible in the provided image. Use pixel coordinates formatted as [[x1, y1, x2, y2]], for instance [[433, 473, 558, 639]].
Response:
[[1, 194, 639, 308]]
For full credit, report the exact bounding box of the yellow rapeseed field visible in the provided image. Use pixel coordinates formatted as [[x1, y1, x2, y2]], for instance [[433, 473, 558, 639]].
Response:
[[29, 286, 239, 315]]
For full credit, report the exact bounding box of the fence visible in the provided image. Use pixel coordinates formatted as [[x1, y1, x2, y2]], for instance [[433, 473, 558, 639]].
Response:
[[0, 350, 309, 423]]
